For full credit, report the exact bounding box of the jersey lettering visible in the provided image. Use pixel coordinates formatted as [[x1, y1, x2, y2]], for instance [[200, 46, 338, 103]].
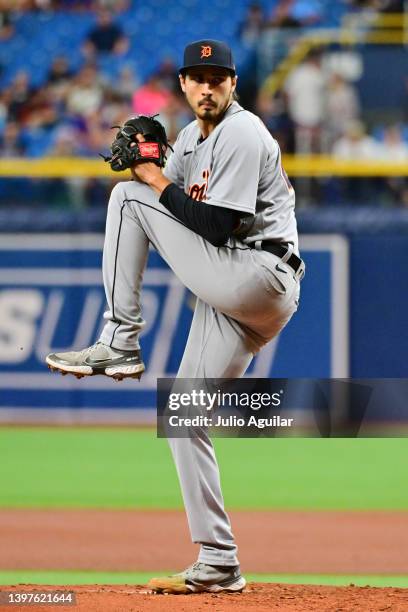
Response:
[[189, 169, 210, 201]]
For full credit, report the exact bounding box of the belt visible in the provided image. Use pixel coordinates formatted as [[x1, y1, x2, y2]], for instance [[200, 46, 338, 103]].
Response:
[[250, 240, 305, 278]]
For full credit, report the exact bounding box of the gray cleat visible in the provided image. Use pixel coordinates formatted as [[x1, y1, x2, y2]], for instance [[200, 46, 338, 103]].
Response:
[[147, 562, 246, 594], [46, 342, 145, 381]]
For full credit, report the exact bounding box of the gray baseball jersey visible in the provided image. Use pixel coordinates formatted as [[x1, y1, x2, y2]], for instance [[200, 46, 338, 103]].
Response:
[[164, 101, 299, 254]]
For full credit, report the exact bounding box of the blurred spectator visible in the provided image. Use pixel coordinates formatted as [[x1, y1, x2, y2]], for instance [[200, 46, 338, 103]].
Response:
[[33, 0, 53, 9], [404, 78, 408, 124], [155, 58, 180, 95], [345, 0, 404, 10], [11, 0, 100, 10], [0, 121, 25, 157], [159, 96, 192, 144], [46, 56, 75, 108], [378, 125, 408, 161], [83, 97, 132, 156], [343, 0, 371, 9], [256, 89, 294, 152], [0, 0, 404, 211], [284, 51, 326, 153], [324, 73, 360, 148], [380, 124, 408, 206], [380, 0, 404, 12], [51, 0, 93, 10], [82, 9, 129, 58], [269, 0, 323, 28], [96, 0, 130, 13], [98, 88, 131, 127], [269, 0, 301, 27], [115, 66, 140, 101], [332, 120, 379, 158], [0, 90, 11, 130], [0, 10, 14, 40], [238, 2, 265, 47], [263, 6, 300, 78], [7, 71, 34, 123], [290, 0, 324, 26], [47, 56, 74, 86], [4, 0, 57, 9], [47, 126, 90, 209], [21, 85, 59, 129], [67, 65, 104, 117], [377, 124, 408, 206], [332, 119, 381, 205], [132, 74, 173, 116], [256, 89, 276, 128], [49, 126, 79, 156]]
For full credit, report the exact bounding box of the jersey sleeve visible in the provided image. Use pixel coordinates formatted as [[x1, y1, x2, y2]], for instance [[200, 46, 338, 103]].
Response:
[[206, 119, 264, 215], [163, 132, 185, 189]]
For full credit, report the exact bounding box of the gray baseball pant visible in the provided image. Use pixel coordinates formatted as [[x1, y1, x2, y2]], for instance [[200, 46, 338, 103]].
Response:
[[99, 180, 301, 567]]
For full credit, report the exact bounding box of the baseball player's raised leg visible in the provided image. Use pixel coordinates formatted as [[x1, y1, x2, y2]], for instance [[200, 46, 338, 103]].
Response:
[[45, 182, 151, 379], [98, 180, 300, 346], [47, 179, 299, 377], [99, 185, 149, 350]]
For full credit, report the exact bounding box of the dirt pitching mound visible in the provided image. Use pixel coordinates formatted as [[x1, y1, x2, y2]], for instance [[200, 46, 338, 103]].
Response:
[[2, 583, 407, 611], [2, 509, 408, 574]]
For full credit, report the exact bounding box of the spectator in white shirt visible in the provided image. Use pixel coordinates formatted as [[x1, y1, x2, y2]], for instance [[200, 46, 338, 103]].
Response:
[[284, 51, 326, 153], [325, 73, 360, 149], [332, 120, 379, 159]]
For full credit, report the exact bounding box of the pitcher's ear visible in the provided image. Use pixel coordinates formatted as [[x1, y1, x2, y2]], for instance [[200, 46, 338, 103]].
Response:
[[179, 73, 186, 93]]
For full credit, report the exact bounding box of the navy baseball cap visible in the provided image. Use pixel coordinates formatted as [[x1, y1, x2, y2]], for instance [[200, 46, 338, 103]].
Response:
[[179, 39, 236, 75]]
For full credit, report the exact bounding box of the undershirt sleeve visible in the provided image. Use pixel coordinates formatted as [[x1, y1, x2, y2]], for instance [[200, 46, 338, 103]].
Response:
[[159, 183, 242, 247]]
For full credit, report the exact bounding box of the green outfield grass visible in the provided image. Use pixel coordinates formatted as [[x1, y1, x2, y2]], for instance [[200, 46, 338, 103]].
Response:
[[0, 428, 407, 509], [0, 571, 407, 589]]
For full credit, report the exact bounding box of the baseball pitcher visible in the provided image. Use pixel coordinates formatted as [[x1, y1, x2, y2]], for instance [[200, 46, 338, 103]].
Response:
[[46, 39, 305, 594]]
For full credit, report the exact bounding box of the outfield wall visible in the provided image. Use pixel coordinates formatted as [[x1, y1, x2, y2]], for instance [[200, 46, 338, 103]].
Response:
[[0, 232, 406, 422]]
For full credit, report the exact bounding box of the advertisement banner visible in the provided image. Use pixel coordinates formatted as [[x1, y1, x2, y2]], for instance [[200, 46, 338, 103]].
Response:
[[0, 234, 348, 422]]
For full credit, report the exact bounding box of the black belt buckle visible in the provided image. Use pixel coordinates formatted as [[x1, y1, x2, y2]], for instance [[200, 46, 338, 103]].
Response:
[[261, 241, 305, 279], [290, 255, 305, 280]]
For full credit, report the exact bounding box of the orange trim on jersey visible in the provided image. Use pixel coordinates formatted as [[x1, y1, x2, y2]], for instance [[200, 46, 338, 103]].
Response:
[[280, 163, 294, 194]]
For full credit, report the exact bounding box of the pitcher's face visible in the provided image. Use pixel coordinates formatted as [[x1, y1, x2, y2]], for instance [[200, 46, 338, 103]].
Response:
[[180, 67, 236, 122]]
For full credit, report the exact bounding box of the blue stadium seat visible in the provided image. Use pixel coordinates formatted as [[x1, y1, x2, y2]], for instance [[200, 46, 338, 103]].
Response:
[[21, 127, 56, 158], [1, 3, 347, 92]]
